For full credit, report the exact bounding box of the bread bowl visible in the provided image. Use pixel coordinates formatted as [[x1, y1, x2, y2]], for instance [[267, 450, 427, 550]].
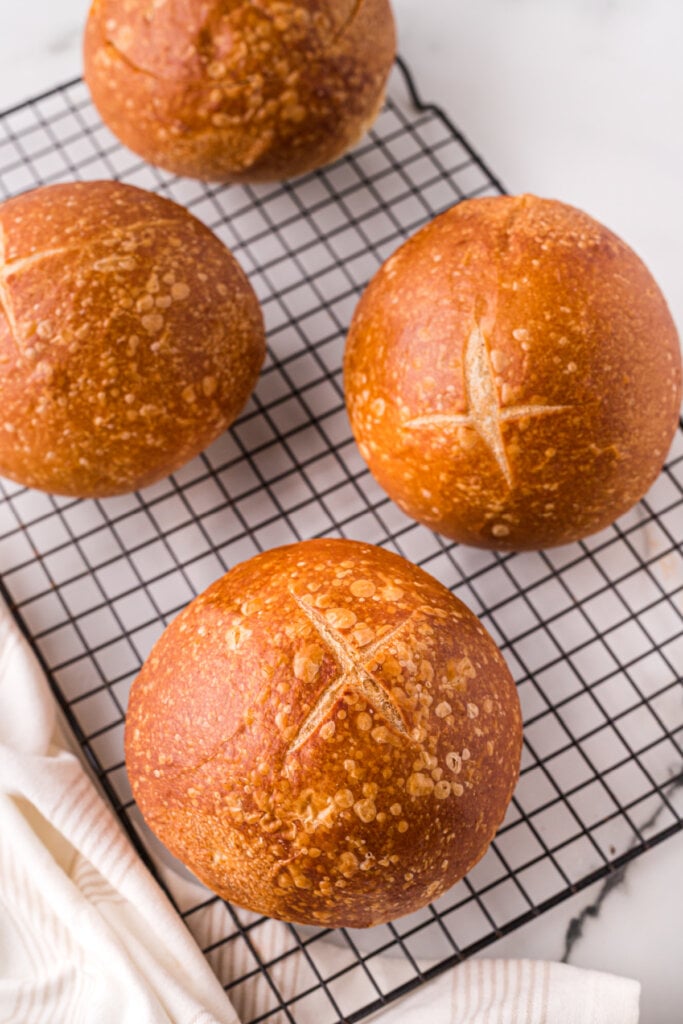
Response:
[[125, 538, 522, 928], [83, 0, 397, 182], [0, 180, 264, 497], [344, 194, 682, 550]]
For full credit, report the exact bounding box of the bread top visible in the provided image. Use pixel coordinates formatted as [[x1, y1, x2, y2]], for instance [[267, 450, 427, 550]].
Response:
[[0, 181, 264, 496], [126, 538, 522, 927], [345, 194, 682, 550], [84, 0, 396, 181]]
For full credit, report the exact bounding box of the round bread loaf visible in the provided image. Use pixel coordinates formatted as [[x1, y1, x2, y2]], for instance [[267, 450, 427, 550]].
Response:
[[83, 0, 396, 182], [344, 194, 682, 550], [0, 180, 265, 497], [125, 538, 522, 928]]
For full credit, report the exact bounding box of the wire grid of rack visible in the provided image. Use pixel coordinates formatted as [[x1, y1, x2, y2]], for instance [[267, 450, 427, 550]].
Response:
[[0, 59, 682, 1024]]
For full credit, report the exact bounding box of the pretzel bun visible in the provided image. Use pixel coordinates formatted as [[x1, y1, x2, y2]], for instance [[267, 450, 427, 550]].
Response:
[[344, 195, 682, 550], [83, 0, 396, 182], [0, 180, 264, 497], [125, 538, 522, 928]]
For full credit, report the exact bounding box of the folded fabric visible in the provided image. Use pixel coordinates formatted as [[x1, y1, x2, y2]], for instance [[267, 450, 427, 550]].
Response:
[[369, 957, 641, 1023], [0, 600, 640, 1024], [0, 606, 238, 1024]]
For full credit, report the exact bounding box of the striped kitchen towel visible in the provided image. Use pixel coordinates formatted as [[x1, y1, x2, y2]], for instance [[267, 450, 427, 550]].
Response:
[[0, 604, 238, 1024], [0, 600, 640, 1023]]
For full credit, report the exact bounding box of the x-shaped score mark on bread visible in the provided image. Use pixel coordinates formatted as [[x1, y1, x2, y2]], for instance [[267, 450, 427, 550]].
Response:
[[0, 228, 106, 349], [0, 226, 20, 343], [405, 322, 570, 487], [0, 217, 182, 348], [0, 239, 97, 349], [288, 590, 412, 754]]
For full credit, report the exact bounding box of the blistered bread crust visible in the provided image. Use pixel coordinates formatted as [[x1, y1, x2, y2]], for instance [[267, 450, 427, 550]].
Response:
[[344, 194, 682, 550], [125, 538, 522, 928], [0, 180, 265, 497], [84, 0, 397, 182]]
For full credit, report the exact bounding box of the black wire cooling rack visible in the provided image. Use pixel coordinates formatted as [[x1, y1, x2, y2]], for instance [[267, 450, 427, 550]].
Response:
[[0, 59, 682, 1024]]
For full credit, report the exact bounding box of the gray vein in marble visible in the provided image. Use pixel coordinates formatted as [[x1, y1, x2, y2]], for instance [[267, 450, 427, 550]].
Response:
[[47, 26, 80, 57], [562, 863, 628, 964], [562, 767, 683, 963]]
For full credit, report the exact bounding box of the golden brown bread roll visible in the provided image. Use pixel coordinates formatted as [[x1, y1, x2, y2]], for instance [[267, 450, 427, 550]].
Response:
[[344, 194, 682, 550], [83, 0, 396, 182], [0, 180, 265, 497], [125, 538, 522, 928]]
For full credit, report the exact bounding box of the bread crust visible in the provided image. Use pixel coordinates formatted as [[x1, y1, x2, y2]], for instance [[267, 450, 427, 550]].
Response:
[[344, 195, 682, 550], [125, 538, 522, 928], [84, 0, 397, 182], [0, 180, 265, 497]]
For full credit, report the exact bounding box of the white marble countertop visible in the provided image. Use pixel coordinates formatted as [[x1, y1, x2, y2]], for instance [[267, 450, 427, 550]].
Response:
[[1, 3, 682, 1023]]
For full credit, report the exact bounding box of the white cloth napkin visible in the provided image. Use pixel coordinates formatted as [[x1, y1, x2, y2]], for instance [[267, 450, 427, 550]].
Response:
[[0, 606, 238, 1024], [0, 601, 640, 1024], [368, 958, 640, 1023]]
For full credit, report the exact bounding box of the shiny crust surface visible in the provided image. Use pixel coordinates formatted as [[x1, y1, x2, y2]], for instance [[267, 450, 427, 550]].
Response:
[[84, 0, 396, 181], [0, 180, 265, 496], [126, 538, 522, 927], [344, 194, 682, 550]]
